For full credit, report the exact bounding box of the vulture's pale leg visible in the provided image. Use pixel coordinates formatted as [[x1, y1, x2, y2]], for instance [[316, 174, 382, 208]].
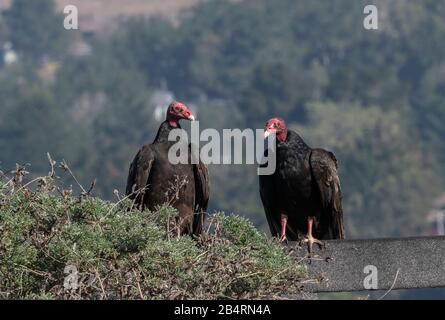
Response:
[[175, 217, 181, 240], [175, 225, 181, 240], [280, 214, 288, 244], [301, 216, 324, 255]]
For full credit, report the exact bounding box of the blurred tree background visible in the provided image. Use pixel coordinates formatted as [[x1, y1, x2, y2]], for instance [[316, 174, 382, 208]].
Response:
[[1, 0, 445, 276]]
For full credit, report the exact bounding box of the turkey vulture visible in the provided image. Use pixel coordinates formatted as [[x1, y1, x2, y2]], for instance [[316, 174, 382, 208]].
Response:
[[126, 101, 209, 237], [259, 117, 344, 254]]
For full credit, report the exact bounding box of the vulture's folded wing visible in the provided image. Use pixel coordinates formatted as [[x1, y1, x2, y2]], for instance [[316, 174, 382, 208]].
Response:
[[259, 149, 281, 238], [310, 149, 345, 239], [125, 145, 155, 205], [190, 143, 210, 235]]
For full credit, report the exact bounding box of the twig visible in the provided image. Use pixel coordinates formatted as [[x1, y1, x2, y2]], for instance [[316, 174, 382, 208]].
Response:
[[60, 159, 86, 194], [235, 272, 263, 280], [377, 268, 400, 300], [224, 271, 264, 292], [274, 267, 291, 278], [94, 268, 108, 299], [13, 263, 55, 281], [206, 214, 215, 234], [99, 186, 148, 223], [165, 175, 188, 205], [47, 153, 57, 179], [85, 179, 96, 196], [11, 163, 30, 190], [166, 212, 171, 242], [14, 177, 44, 194], [133, 269, 145, 300], [193, 250, 209, 263]]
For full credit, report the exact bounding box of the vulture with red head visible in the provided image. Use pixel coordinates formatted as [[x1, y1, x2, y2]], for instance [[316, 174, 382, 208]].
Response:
[[259, 117, 345, 254], [126, 101, 209, 236]]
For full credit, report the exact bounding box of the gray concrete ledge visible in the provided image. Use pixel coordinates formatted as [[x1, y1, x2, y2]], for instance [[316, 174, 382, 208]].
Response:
[[287, 236, 445, 293]]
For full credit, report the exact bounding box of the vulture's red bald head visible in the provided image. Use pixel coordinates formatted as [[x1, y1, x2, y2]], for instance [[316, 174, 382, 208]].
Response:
[[264, 117, 288, 142], [166, 101, 195, 127]]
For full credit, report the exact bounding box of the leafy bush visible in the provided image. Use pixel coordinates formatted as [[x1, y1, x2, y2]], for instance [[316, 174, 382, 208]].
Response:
[[0, 163, 306, 299]]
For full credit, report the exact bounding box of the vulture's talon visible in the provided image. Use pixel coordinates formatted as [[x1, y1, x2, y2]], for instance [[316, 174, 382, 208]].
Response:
[[279, 235, 288, 245], [314, 238, 324, 250], [301, 236, 324, 256], [297, 238, 305, 248]]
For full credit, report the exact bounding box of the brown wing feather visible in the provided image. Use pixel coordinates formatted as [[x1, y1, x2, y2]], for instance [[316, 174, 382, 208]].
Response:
[[310, 149, 345, 239], [125, 145, 155, 208], [190, 143, 210, 236], [259, 172, 281, 238]]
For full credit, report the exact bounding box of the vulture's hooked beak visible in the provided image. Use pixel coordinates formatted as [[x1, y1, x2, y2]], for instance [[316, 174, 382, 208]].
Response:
[[188, 115, 195, 121], [264, 130, 275, 139]]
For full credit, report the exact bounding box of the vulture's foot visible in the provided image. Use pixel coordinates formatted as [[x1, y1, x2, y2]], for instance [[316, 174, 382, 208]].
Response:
[[301, 216, 324, 257], [279, 234, 288, 245], [300, 236, 324, 257], [175, 226, 181, 240], [279, 214, 288, 245]]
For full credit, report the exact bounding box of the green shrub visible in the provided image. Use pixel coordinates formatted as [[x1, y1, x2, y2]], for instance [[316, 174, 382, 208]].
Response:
[[0, 170, 306, 299]]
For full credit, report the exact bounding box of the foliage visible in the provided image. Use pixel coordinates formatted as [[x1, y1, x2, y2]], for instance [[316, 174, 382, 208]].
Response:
[[0, 164, 306, 299], [4, 0, 68, 62]]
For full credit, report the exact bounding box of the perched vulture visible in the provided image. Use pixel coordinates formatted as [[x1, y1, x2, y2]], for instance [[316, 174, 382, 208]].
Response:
[[259, 117, 345, 253], [126, 101, 209, 237]]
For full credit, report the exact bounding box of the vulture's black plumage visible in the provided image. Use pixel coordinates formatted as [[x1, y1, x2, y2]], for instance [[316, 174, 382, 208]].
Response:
[[259, 118, 344, 253], [126, 101, 209, 236]]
